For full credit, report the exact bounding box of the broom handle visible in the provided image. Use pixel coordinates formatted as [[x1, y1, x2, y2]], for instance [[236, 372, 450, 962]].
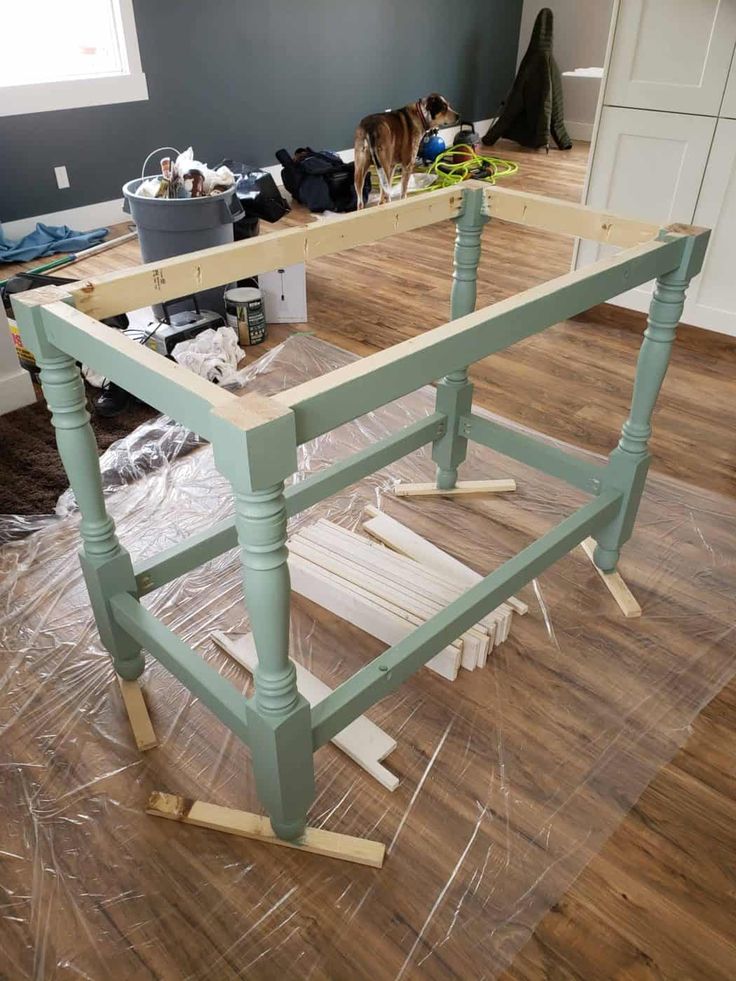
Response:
[[0, 231, 138, 289]]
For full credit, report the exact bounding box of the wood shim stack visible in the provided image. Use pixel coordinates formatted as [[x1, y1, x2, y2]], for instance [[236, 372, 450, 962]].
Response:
[[288, 514, 527, 683]]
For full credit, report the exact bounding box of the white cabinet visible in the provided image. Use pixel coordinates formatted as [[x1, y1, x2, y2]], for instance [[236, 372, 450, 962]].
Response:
[[580, 107, 716, 228], [683, 119, 736, 333], [576, 0, 736, 335], [721, 53, 736, 118], [605, 0, 736, 114], [577, 106, 716, 309]]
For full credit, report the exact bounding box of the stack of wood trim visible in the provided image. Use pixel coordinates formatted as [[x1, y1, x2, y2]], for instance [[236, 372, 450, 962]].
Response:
[[362, 506, 528, 617], [287, 515, 526, 682]]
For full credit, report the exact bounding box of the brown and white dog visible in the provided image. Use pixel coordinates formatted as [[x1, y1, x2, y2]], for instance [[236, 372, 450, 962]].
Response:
[[353, 93, 459, 208]]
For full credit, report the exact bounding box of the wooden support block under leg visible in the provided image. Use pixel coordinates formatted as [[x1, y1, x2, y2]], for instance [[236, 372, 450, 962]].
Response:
[[147, 792, 386, 868], [117, 676, 158, 751], [580, 537, 642, 619], [392, 479, 517, 497]]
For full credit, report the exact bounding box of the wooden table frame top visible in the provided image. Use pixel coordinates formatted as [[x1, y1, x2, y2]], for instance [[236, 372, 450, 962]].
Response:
[[13, 182, 709, 843]]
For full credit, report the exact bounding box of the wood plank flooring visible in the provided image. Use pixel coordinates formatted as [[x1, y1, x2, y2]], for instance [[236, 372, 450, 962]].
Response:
[[6, 139, 736, 978]]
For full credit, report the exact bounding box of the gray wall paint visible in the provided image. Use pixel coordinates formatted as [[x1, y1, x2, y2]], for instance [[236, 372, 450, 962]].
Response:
[[517, 1, 613, 73], [0, 0, 522, 223]]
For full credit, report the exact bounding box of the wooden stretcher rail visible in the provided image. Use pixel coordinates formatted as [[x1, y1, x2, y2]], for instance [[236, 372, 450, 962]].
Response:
[[68, 188, 465, 319], [65, 181, 663, 321], [482, 185, 661, 246], [311, 489, 623, 747], [284, 411, 444, 513], [276, 235, 686, 444]]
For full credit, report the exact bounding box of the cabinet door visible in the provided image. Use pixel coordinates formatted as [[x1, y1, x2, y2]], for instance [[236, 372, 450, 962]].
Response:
[[575, 106, 716, 311], [721, 52, 736, 118], [682, 118, 736, 335], [606, 0, 736, 114]]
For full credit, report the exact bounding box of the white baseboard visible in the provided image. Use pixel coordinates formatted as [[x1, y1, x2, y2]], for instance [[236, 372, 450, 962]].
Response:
[[566, 120, 594, 142], [3, 198, 127, 241]]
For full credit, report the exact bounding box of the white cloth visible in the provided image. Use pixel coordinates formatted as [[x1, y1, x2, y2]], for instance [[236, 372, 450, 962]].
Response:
[[171, 326, 246, 386]]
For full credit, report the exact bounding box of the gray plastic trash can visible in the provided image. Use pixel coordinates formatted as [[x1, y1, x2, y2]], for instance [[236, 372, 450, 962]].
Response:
[[122, 177, 245, 316]]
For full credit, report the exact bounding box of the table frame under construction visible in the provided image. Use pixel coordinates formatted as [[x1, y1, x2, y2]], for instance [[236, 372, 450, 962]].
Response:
[[13, 181, 708, 851]]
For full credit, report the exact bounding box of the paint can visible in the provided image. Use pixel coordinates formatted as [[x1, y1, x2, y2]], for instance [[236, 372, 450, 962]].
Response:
[[224, 286, 267, 346], [7, 315, 37, 373]]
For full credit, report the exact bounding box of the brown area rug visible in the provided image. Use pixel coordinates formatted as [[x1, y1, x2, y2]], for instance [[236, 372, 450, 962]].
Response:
[[0, 380, 156, 515]]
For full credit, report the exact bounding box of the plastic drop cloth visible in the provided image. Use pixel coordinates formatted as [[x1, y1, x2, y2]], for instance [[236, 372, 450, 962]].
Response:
[[1, 334, 734, 980]]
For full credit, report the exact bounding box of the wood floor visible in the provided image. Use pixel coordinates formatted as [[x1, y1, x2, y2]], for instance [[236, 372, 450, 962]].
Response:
[[7, 140, 736, 978]]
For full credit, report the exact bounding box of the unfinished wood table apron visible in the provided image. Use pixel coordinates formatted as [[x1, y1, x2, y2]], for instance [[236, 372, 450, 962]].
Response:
[[13, 182, 710, 849]]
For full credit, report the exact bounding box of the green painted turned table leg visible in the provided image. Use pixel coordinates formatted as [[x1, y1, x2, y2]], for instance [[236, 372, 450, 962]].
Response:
[[210, 402, 314, 841], [231, 480, 315, 840], [16, 309, 143, 679], [593, 263, 693, 572], [433, 187, 488, 489]]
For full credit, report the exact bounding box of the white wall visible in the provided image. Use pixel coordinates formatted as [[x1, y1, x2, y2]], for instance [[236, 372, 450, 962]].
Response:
[[0, 305, 35, 415], [517, 1, 613, 73], [517, 1, 615, 139]]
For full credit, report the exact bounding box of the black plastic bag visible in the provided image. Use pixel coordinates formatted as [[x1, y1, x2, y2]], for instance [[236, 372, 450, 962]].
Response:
[[220, 160, 291, 223]]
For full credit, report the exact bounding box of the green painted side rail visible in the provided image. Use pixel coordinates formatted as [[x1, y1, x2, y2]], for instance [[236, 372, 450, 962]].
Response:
[[463, 413, 606, 493], [134, 517, 237, 596], [282, 236, 686, 444], [40, 303, 233, 441], [285, 411, 445, 515], [110, 592, 250, 743], [310, 489, 623, 748], [134, 412, 445, 595]]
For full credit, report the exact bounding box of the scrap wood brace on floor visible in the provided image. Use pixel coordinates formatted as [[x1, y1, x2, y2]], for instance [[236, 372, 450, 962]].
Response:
[[12, 182, 710, 864]]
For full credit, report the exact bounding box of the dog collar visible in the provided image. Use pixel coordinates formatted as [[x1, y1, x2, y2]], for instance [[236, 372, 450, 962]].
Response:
[[415, 100, 430, 131]]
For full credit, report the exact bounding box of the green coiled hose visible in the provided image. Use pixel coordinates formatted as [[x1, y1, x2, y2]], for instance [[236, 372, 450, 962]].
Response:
[[423, 144, 518, 188]]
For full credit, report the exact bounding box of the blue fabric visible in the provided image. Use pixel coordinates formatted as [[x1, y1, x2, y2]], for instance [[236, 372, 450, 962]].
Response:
[[0, 223, 108, 263]]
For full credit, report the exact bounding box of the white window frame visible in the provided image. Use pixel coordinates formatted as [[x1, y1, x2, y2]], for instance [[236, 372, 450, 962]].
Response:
[[0, 0, 148, 118]]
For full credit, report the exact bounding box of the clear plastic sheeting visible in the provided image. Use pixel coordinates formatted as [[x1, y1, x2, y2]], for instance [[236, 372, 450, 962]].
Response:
[[1, 335, 734, 979]]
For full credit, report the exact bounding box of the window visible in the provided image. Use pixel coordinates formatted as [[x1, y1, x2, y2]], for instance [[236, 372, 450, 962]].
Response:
[[0, 0, 147, 117]]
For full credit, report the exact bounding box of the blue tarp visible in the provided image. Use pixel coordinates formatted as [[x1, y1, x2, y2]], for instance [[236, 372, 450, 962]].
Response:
[[0, 223, 108, 263]]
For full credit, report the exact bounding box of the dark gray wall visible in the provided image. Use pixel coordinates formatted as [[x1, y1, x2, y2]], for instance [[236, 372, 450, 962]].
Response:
[[0, 0, 522, 222]]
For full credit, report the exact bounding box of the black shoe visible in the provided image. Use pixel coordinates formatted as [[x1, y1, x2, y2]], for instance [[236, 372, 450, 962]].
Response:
[[94, 381, 130, 417]]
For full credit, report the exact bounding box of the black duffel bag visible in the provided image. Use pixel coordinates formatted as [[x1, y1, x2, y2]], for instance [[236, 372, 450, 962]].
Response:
[[275, 147, 370, 213]]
